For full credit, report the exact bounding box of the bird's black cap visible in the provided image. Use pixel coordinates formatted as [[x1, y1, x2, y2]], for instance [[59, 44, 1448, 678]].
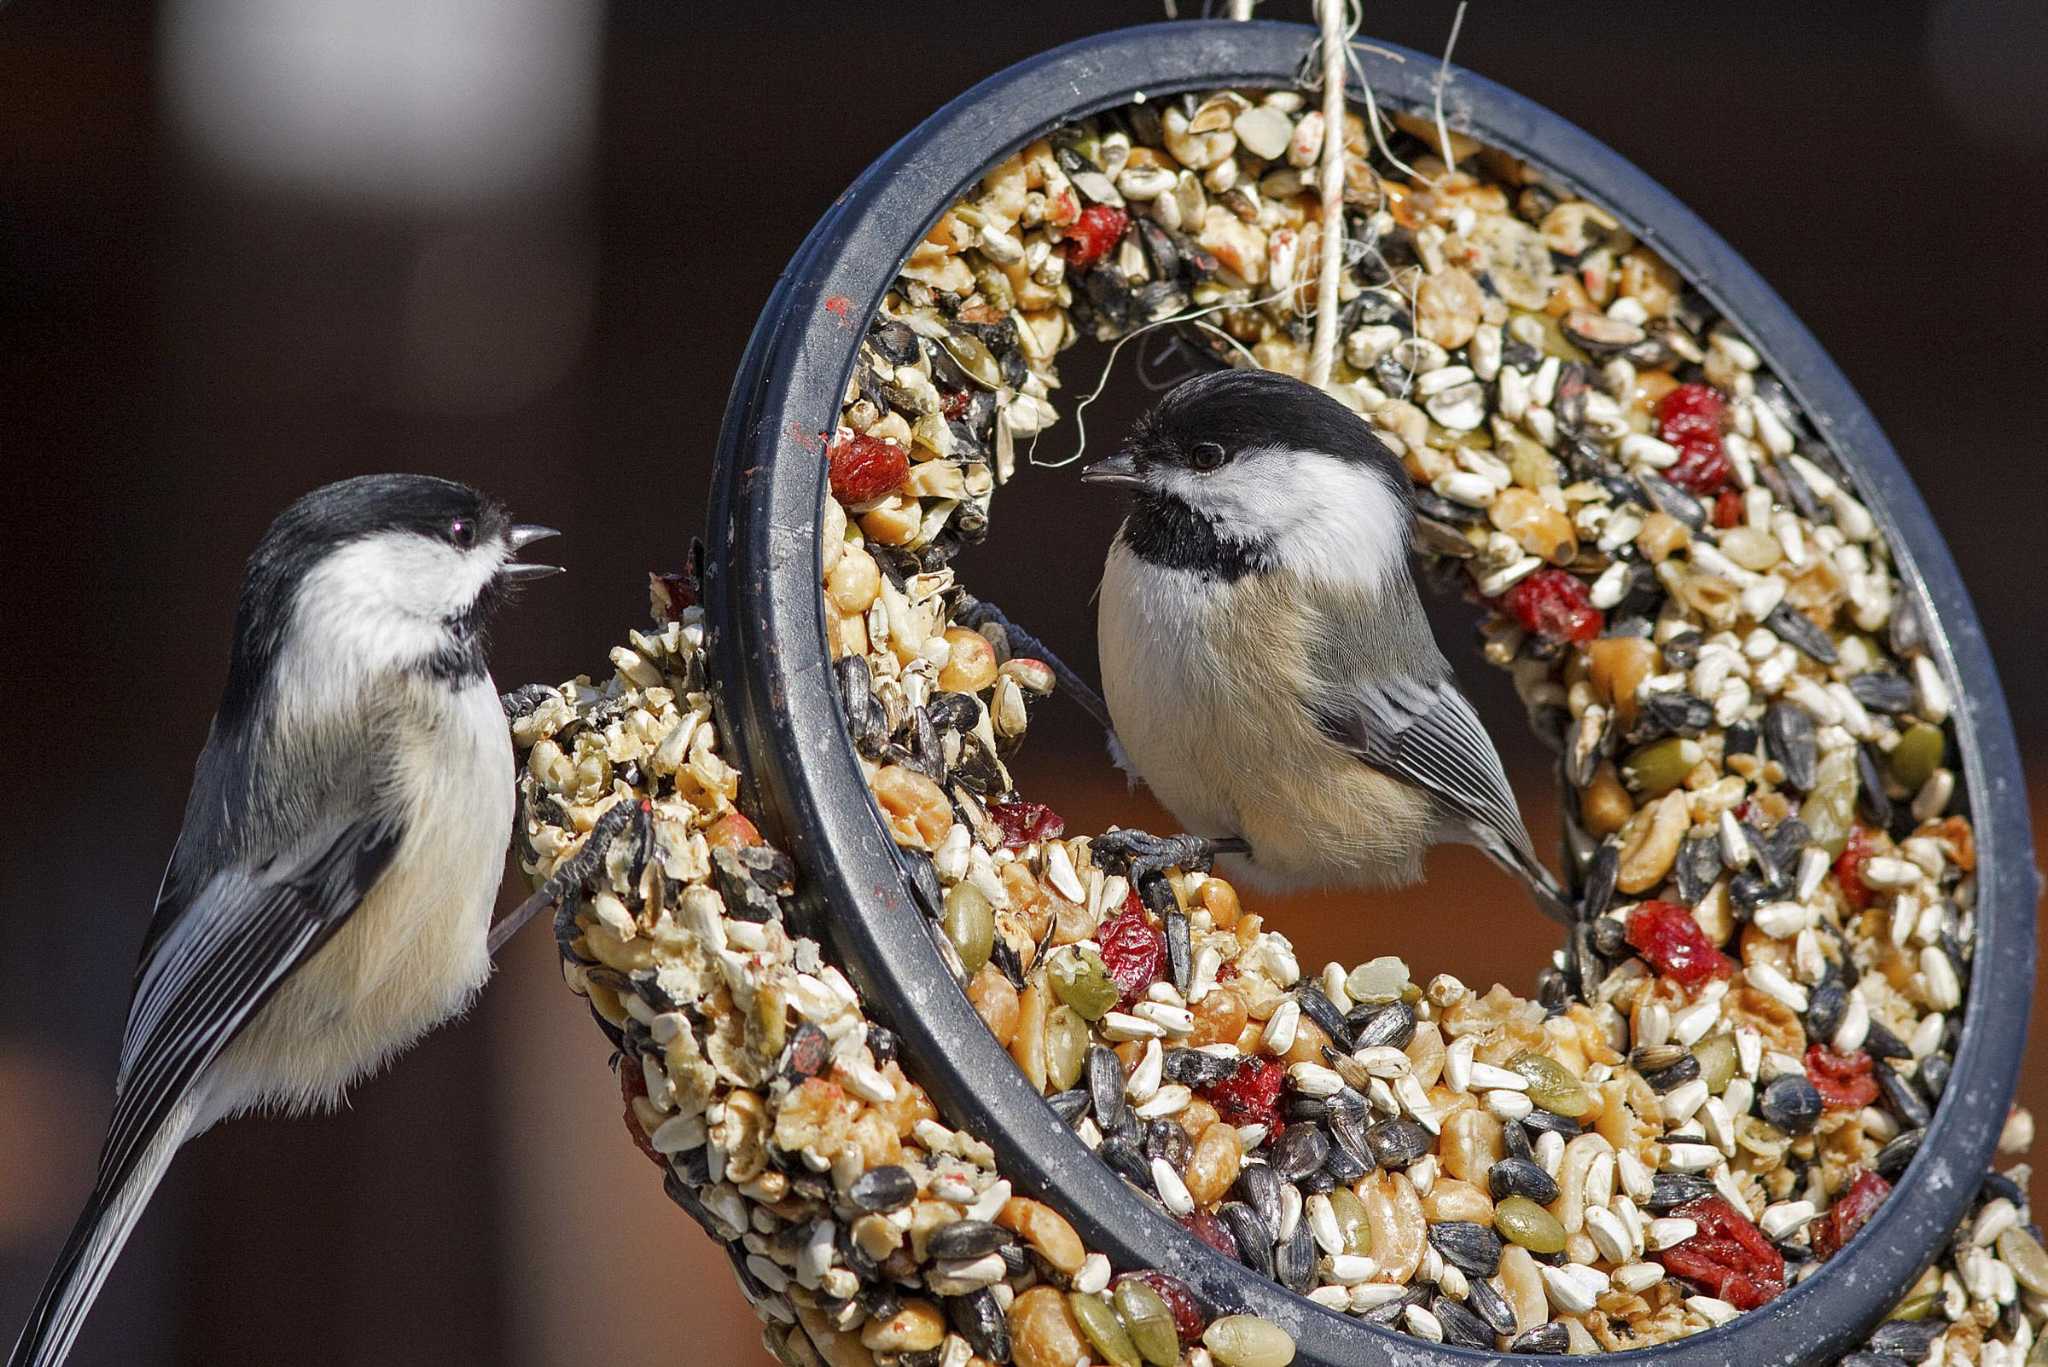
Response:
[[1125, 367, 1407, 478]]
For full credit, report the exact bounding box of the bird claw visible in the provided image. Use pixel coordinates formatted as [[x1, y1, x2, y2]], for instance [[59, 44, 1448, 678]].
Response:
[[1089, 828, 1249, 882]]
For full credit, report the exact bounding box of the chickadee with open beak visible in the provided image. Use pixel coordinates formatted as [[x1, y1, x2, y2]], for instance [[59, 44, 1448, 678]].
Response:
[[9, 475, 563, 1367], [1084, 369, 1572, 923]]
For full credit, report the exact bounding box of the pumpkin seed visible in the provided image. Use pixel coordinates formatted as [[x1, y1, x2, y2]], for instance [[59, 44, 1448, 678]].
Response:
[[1069, 1291, 1141, 1367], [1505, 1051, 1590, 1117], [1494, 1196, 1567, 1254]]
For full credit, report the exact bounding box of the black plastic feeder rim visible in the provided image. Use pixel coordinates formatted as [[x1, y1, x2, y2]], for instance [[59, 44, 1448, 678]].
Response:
[[704, 20, 2038, 1365]]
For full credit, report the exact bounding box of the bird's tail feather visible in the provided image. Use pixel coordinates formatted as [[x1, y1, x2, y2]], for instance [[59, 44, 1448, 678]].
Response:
[[7, 1095, 196, 1367]]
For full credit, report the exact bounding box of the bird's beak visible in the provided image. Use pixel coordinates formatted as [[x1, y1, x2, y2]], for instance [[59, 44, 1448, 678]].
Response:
[[501, 524, 564, 581], [1079, 451, 1146, 491]]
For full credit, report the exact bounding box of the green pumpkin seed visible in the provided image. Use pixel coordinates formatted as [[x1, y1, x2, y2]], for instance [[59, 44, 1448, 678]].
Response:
[[2000, 1227, 2048, 1297], [1885, 1291, 1937, 1322], [1693, 1034, 1738, 1095], [1050, 946, 1120, 1020], [940, 330, 1004, 389], [1800, 748, 1860, 856], [1326, 1186, 1373, 1257], [1110, 1282, 1179, 1366], [1070, 1292, 1141, 1367], [1494, 1195, 1567, 1254], [1506, 1050, 1590, 1117], [1045, 1006, 1090, 1092], [1890, 723, 1945, 793], [1621, 737, 1703, 799], [942, 882, 995, 975], [1346, 955, 1410, 1006], [1202, 1315, 1297, 1367]]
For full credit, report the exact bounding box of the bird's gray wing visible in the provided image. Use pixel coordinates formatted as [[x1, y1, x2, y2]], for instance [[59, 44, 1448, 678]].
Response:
[[106, 815, 401, 1190], [1311, 670, 1537, 862]]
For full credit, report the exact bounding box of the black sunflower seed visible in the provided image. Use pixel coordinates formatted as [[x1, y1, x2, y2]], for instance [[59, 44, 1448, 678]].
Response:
[[1511, 1321, 1571, 1354], [927, 1219, 1011, 1260], [1857, 744, 1893, 827], [1863, 1019, 1912, 1061], [1428, 1221, 1503, 1276], [1089, 1046, 1127, 1132], [1432, 1295, 1496, 1349], [1766, 602, 1839, 664], [1364, 1118, 1432, 1170], [1849, 671, 1916, 715], [1648, 1172, 1717, 1212], [1918, 1053, 1951, 1102], [1295, 985, 1353, 1050], [1638, 690, 1714, 740], [1520, 1109, 1583, 1139], [1047, 1088, 1090, 1124], [1163, 1047, 1237, 1090], [1276, 1219, 1317, 1292], [1865, 1319, 1945, 1360], [1873, 1060, 1932, 1129], [1759, 1073, 1822, 1135], [1764, 701, 1819, 792], [1639, 1052, 1703, 1094], [848, 1165, 916, 1212], [1218, 1202, 1275, 1277], [1674, 832, 1722, 904], [1166, 910, 1192, 994], [1233, 1162, 1283, 1232], [1873, 1129, 1924, 1181], [1489, 1156, 1560, 1205], [1350, 1001, 1417, 1050], [1805, 982, 1847, 1044], [1466, 1274, 1518, 1336], [948, 1289, 1009, 1362], [1146, 1117, 1192, 1174], [1100, 1136, 1152, 1190], [1273, 1125, 1331, 1182]]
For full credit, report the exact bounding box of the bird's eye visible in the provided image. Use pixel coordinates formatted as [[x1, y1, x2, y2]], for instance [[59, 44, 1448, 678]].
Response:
[[1189, 441, 1227, 471], [448, 517, 476, 549]]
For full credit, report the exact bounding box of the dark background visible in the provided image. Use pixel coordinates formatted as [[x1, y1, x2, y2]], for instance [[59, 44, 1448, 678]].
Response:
[[3, 2, 2044, 1363]]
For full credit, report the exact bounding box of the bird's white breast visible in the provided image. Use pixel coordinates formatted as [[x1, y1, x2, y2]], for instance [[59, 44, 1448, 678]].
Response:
[[216, 676, 512, 1118]]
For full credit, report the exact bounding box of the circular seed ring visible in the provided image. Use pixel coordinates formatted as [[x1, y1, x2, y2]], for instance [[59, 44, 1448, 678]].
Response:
[[705, 20, 2038, 1363]]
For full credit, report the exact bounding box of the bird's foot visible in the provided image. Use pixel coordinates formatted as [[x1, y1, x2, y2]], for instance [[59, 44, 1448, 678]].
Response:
[[1089, 828, 1251, 882], [954, 593, 1115, 737], [489, 798, 644, 957]]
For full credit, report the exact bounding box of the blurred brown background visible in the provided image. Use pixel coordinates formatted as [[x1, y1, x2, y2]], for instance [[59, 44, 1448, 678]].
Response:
[[3, 1, 2045, 1363]]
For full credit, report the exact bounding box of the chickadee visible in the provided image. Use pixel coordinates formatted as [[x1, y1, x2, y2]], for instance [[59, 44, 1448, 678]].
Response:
[[9, 475, 562, 1367], [1084, 369, 1571, 923]]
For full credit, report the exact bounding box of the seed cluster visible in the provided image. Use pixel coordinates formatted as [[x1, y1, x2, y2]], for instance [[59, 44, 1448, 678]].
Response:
[[513, 81, 2045, 1367]]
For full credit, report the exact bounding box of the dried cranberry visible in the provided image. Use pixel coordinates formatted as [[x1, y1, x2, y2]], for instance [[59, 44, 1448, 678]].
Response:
[[1201, 1058, 1287, 1130], [1097, 904, 1165, 1006], [940, 387, 972, 420], [826, 433, 909, 504], [1654, 1195, 1785, 1310], [1062, 203, 1129, 268], [1623, 900, 1734, 987], [1498, 567, 1604, 645], [1834, 826, 1885, 911], [1177, 1209, 1239, 1262], [1712, 487, 1744, 529], [985, 799, 1066, 848], [1810, 1169, 1892, 1260], [1805, 1044, 1880, 1111], [1658, 382, 1733, 496], [1114, 1270, 1207, 1340], [618, 1062, 666, 1170]]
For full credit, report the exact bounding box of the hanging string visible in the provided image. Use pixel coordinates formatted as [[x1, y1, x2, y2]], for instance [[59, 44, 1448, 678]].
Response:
[[1305, 0, 1348, 389]]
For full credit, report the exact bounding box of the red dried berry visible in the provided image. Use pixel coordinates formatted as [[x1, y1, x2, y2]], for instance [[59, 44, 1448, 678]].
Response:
[[1062, 203, 1129, 268], [1201, 1057, 1287, 1130], [1114, 1270, 1207, 1340], [1097, 905, 1165, 1006], [1177, 1209, 1239, 1262], [1623, 900, 1734, 987], [1498, 567, 1604, 645], [940, 387, 972, 420], [826, 433, 909, 504], [985, 799, 1066, 848], [618, 1062, 666, 1170], [1712, 487, 1744, 529], [1658, 382, 1733, 496], [1834, 826, 1885, 911], [1654, 1195, 1786, 1310], [1805, 1044, 1880, 1111], [1809, 1169, 1892, 1261]]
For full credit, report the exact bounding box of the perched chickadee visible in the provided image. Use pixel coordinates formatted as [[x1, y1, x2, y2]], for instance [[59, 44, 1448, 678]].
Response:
[[9, 475, 562, 1367], [1084, 369, 1571, 923]]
